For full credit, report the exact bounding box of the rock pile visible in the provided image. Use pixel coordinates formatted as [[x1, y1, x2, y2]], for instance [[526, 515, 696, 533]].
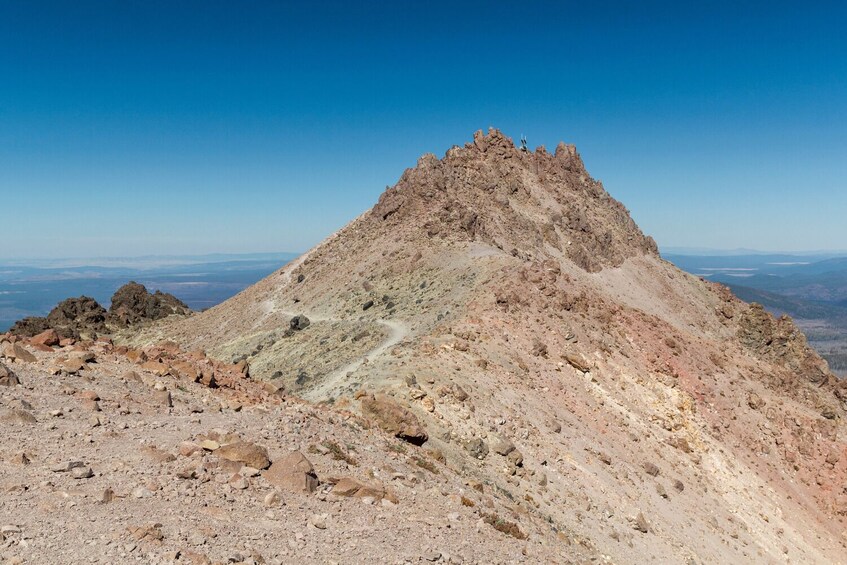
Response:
[[9, 282, 191, 340], [108, 281, 190, 328]]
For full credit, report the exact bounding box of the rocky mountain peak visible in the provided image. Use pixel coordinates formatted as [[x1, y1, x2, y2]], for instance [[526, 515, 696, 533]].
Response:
[[370, 128, 657, 272]]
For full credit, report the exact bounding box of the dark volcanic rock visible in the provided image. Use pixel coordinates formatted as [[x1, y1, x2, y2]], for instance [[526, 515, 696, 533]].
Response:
[[11, 282, 189, 339], [19, 296, 110, 340], [289, 315, 311, 331], [10, 296, 107, 339], [108, 282, 190, 328], [10, 317, 51, 338]]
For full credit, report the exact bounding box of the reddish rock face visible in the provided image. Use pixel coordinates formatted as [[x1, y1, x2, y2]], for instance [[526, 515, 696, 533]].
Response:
[[370, 128, 658, 273], [214, 441, 271, 470], [30, 329, 60, 347], [2, 343, 37, 364], [360, 393, 428, 446], [263, 451, 318, 493]]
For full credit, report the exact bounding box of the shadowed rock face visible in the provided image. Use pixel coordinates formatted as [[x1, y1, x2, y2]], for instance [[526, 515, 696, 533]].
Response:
[[108, 282, 190, 328], [738, 303, 832, 384]]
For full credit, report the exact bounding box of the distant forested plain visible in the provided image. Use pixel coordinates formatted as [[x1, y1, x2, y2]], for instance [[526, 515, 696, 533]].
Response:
[[666, 253, 847, 376], [0, 253, 297, 332]]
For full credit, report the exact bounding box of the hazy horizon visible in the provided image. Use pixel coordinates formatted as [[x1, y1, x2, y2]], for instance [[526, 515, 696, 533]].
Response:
[[6, 247, 847, 265]]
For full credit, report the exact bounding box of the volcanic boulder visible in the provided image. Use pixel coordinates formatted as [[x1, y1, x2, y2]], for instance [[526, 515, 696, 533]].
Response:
[[108, 282, 190, 327], [215, 441, 271, 470], [263, 451, 319, 493], [360, 393, 428, 445], [11, 296, 107, 339]]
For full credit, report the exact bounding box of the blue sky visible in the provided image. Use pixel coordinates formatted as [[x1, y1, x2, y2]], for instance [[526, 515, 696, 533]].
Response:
[[2, 1, 845, 257]]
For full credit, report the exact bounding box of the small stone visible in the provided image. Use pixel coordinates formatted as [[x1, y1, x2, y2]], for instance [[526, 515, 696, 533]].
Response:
[[71, 466, 94, 479], [61, 357, 88, 374], [0, 363, 20, 386], [1, 409, 37, 424], [179, 442, 202, 457], [9, 452, 30, 465], [30, 329, 60, 347], [200, 440, 220, 451], [264, 491, 282, 508], [308, 513, 328, 530], [132, 486, 153, 498], [507, 449, 523, 467], [633, 512, 650, 533], [492, 436, 515, 456], [421, 396, 436, 412], [79, 390, 100, 401], [82, 399, 101, 412], [52, 461, 84, 473], [466, 438, 488, 460], [176, 467, 197, 480], [263, 451, 319, 493], [101, 488, 115, 503], [289, 315, 311, 331], [229, 474, 249, 490], [451, 384, 469, 402], [153, 390, 172, 407], [643, 462, 660, 477], [3, 343, 37, 363], [215, 441, 270, 470]]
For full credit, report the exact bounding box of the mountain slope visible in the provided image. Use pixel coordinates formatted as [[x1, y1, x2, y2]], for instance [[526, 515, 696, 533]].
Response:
[[131, 129, 847, 563]]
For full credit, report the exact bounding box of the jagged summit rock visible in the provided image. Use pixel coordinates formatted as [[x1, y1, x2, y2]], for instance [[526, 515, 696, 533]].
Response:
[[370, 128, 657, 272]]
